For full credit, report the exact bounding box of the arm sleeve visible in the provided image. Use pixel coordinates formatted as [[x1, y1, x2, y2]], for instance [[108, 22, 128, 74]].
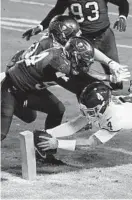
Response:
[[108, 0, 129, 18], [94, 48, 111, 65], [40, 0, 68, 30], [88, 71, 110, 81], [57, 139, 76, 151], [94, 129, 118, 143]]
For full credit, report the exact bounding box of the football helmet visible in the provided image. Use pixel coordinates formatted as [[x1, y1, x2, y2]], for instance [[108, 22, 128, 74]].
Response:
[[49, 15, 81, 45], [79, 82, 111, 119], [65, 36, 94, 75]]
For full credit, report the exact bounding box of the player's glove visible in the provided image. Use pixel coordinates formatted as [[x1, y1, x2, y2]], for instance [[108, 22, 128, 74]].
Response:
[[33, 129, 57, 159], [110, 70, 130, 83], [113, 16, 127, 32], [108, 60, 129, 74], [22, 25, 43, 40]]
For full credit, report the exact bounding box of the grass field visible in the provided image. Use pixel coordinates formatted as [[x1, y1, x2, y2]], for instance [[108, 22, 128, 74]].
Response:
[[1, 0, 132, 199]]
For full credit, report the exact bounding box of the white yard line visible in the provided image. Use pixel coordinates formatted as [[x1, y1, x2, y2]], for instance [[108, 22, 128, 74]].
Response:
[[2, 17, 40, 24], [103, 146, 132, 156], [1, 17, 132, 49], [2, 26, 132, 49], [10, 0, 54, 7], [117, 44, 132, 49], [2, 26, 24, 32], [1, 21, 32, 28]]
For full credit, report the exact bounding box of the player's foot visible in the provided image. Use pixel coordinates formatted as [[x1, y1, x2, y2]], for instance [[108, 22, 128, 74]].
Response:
[[44, 154, 65, 165], [36, 151, 65, 165]]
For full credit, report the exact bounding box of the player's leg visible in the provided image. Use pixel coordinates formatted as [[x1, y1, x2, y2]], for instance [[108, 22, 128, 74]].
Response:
[[1, 78, 16, 140], [26, 90, 65, 164], [14, 104, 37, 123], [26, 89, 65, 129]]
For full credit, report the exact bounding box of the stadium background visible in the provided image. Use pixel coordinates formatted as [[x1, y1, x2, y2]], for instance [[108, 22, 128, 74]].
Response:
[[1, 0, 132, 199]]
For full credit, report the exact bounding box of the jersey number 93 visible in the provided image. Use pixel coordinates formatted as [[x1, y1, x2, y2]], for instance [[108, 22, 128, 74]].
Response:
[[70, 2, 99, 23]]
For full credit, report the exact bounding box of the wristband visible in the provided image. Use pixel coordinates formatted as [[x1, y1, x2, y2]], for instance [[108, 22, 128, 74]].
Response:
[[108, 60, 113, 65], [119, 15, 127, 20], [38, 24, 44, 31], [57, 139, 76, 151]]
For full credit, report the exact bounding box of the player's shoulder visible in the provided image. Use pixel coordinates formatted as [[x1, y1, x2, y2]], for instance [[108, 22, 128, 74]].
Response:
[[39, 35, 53, 49], [40, 46, 63, 60]]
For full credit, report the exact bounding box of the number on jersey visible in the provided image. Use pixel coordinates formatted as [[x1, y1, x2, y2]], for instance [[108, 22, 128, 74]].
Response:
[[70, 1, 99, 23], [107, 121, 113, 131]]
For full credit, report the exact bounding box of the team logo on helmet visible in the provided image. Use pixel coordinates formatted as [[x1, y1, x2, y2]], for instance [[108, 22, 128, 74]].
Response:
[[96, 93, 104, 101], [77, 42, 84, 49], [61, 25, 67, 31]]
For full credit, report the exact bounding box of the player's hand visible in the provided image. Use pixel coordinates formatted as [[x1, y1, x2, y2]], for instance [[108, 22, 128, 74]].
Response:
[[108, 60, 129, 74], [110, 71, 131, 83], [37, 136, 58, 151], [113, 16, 127, 32], [22, 25, 43, 40]]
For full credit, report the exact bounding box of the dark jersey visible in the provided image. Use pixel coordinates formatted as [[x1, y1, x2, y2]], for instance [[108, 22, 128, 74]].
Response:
[[8, 47, 71, 92], [41, 0, 129, 34], [68, 0, 110, 34], [6, 35, 54, 71], [22, 35, 54, 58]]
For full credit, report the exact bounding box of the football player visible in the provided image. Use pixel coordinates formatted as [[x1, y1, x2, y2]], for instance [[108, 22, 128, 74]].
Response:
[[6, 15, 127, 135], [1, 36, 129, 142], [22, 0, 129, 90], [36, 81, 132, 153], [4, 15, 81, 138]]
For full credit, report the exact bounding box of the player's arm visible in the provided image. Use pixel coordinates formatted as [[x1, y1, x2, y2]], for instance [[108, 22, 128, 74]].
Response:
[[93, 48, 130, 83], [40, 0, 68, 30], [108, 0, 129, 32], [94, 48, 126, 72], [37, 129, 119, 151], [22, 0, 67, 40]]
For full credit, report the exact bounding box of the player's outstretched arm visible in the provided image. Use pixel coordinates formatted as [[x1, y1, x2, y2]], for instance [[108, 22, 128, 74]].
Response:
[[22, 0, 67, 40], [94, 48, 130, 74], [37, 134, 103, 151], [37, 129, 119, 152]]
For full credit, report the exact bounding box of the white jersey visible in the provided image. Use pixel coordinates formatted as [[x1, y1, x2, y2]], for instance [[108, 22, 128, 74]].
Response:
[[94, 100, 132, 143], [98, 101, 132, 131]]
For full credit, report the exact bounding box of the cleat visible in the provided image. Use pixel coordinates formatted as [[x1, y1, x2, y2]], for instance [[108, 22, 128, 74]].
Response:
[[36, 151, 65, 165]]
